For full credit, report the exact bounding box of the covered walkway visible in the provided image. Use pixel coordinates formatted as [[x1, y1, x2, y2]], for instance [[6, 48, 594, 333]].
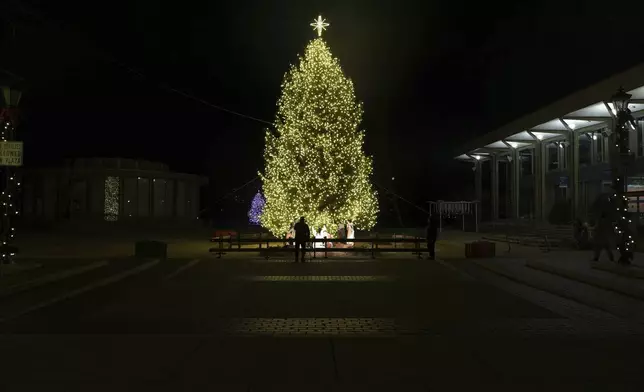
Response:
[[456, 63, 644, 223]]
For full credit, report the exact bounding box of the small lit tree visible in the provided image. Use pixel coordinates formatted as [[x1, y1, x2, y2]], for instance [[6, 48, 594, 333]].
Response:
[[248, 191, 265, 225]]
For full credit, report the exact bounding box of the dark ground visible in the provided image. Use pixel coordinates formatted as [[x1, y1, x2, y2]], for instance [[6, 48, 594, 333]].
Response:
[[1, 255, 643, 391]]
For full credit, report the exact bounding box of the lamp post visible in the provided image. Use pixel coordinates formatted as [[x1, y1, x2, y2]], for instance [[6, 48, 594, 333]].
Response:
[[610, 87, 636, 265], [0, 85, 23, 265]]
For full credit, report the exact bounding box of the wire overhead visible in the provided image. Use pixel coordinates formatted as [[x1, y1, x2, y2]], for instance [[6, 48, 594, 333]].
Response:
[[2, 0, 274, 127]]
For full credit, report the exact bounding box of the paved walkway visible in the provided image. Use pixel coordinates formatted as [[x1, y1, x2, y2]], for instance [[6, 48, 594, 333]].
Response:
[[1, 253, 644, 390], [527, 250, 644, 299], [12, 229, 492, 260]]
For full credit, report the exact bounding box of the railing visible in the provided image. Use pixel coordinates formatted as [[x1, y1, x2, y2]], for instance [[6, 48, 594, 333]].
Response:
[[481, 220, 569, 253], [209, 236, 428, 259]]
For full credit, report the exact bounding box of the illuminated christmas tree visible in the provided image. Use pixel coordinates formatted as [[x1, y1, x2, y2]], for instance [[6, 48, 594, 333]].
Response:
[[260, 16, 378, 237], [248, 191, 265, 225]]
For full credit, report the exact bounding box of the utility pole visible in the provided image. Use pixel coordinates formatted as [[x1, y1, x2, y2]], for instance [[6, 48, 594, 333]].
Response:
[[0, 84, 23, 265]]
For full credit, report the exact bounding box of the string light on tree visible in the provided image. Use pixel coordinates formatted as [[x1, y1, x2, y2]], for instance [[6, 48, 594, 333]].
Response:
[[248, 191, 265, 225], [0, 86, 23, 263], [610, 88, 636, 264], [260, 17, 379, 237], [0, 120, 21, 261]]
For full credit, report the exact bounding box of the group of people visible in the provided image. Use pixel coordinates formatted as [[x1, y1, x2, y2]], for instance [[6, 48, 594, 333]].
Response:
[[288, 215, 440, 263], [289, 213, 625, 263]]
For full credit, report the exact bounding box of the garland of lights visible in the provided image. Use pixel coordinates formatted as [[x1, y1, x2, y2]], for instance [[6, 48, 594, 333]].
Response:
[[0, 118, 20, 262], [248, 191, 265, 225], [260, 22, 378, 237], [613, 109, 635, 263]]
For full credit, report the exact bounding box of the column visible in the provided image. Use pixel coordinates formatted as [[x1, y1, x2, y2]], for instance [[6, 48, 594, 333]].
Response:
[[490, 154, 499, 221], [511, 149, 521, 219], [475, 159, 482, 226], [534, 142, 546, 221], [475, 160, 482, 203], [505, 160, 512, 218], [568, 131, 580, 220]]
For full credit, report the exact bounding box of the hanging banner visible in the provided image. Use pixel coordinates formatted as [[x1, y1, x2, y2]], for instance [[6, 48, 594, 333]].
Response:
[[0, 141, 23, 166]]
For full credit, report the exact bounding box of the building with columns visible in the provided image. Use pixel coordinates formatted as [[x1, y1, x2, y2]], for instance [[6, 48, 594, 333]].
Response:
[[455, 63, 644, 224], [21, 158, 207, 226]]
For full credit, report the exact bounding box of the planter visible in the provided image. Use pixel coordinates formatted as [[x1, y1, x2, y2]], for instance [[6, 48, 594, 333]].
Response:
[[465, 241, 496, 258]]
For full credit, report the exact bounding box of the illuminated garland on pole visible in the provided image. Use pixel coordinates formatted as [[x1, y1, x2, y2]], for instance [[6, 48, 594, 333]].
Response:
[[0, 115, 21, 263], [248, 191, 265, 225], [260, 16, 378, 237], [611, 88, 635, 265]]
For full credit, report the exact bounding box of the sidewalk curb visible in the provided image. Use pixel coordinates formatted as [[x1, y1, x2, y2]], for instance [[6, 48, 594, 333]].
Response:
[[0, 260, 109, 298], [0, 259, 160, 324], [526, 260, 644, 301]]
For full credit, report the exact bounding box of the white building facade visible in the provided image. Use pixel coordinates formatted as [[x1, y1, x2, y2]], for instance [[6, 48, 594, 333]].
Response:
[[456, 63, 644, 224]]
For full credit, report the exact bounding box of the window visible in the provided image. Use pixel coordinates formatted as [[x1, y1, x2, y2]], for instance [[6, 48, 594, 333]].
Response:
[[595, 131, 604, 163], [520, 149, 533, 175], [547, 143, 559, 171], [561, 142, 568, 170], [579, 134, 591, 166]]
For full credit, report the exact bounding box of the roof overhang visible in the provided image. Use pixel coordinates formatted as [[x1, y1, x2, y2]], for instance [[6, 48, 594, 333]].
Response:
[[455, 62, 644, 160]]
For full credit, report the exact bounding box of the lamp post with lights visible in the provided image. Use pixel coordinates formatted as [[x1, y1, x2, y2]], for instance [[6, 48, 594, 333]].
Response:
[[0, 85, 23, 266], [610, 87, 636, 265]]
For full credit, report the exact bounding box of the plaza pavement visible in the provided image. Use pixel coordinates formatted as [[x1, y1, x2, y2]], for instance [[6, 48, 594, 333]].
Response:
[[0, 232, 643, 390]]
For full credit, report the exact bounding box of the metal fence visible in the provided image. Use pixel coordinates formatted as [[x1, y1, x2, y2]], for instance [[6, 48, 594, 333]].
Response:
[[209, 236, 428, 259]]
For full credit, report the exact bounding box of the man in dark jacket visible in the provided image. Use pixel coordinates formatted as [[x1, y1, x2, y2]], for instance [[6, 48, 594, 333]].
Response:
[[426, 215, 439, 260], [592, 213, 614, 262], [293, 216, 311, 263]]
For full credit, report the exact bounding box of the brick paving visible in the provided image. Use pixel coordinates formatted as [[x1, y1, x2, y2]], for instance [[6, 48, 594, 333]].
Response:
[[222, 317, 400, 336], [241, 275, 392, 282]]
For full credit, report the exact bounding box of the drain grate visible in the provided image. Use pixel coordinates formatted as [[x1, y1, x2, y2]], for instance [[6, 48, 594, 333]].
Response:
[[220, 317, 419, 336], [242, 275, 392, 282], [216, 318, 644, 338]]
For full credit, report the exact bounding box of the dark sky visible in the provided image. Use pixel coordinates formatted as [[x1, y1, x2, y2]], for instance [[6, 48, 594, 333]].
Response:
[[2, 0, 644, 221]]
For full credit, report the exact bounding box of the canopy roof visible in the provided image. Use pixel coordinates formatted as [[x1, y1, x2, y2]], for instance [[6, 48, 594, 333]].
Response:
[[456, 63, 644, 162]]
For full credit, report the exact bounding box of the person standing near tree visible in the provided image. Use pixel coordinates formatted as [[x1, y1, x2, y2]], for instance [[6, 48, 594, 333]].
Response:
[[592, 213, 614, 262], [426, 215, 439, 260], [293, 217, 310, 263]]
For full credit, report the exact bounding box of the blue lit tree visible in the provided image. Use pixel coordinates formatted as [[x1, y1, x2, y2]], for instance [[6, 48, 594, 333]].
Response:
[[248, 191, 265, 225]]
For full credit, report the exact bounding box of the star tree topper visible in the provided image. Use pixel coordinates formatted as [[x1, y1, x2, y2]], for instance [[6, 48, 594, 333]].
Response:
[[310, 15, 329, 37]]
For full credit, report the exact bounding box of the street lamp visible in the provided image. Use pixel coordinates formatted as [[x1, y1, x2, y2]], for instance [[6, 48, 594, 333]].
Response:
[[0, 85, 22, 265], [610, 87, 635, 265]]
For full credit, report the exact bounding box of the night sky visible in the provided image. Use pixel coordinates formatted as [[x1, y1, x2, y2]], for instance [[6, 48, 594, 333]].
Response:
[[2, 0, 644, 225]]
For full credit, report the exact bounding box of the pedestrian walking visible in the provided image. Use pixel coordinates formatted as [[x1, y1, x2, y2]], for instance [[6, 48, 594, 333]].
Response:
[[426, 215, 439, 260], [592, 213, 614, 262], [293, 216, 310, 263]]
